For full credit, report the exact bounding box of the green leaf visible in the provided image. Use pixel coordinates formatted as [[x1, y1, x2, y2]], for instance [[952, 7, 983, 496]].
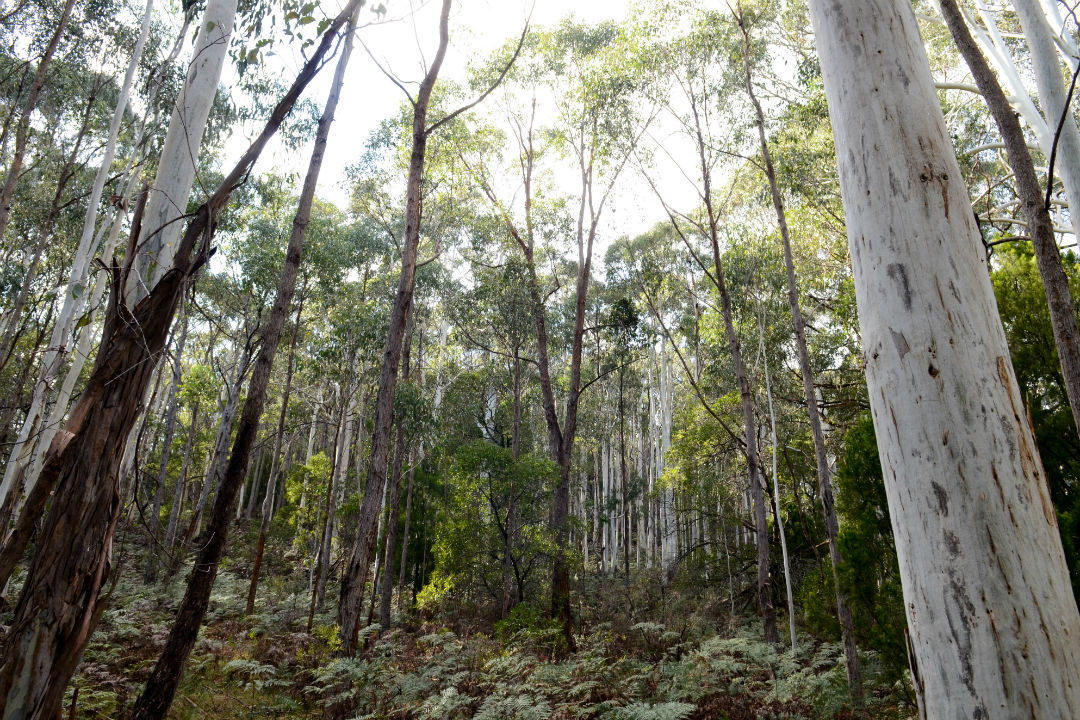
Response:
[[74, 313, 91, 331], [317, 18, 331, 35], [299, 15, 315, 25], [205, 20, 216, 32]]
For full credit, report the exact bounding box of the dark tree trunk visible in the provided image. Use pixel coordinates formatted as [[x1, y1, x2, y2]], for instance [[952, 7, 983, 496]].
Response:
[[687, 87, 777, 643], [129, 16, 356, 719], [246, 297, 302, 614], [337, 0, 453, 656], [736, 11, 862, 696], [939, 0, 1080, 440], [379, 317, 414, 630], [0, 1, 365, 712]]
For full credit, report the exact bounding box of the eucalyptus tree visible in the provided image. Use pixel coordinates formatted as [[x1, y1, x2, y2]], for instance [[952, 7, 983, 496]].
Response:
[[0, 0, 77, 241], [337, 0, 525, 656], [461, 18, 656, 643], [638, 3, 778, 642], [130, 12, 361, 718], [809, 0, 1080, 714], [0, 0, 373, 711], [0, 0, 158, 514], [935, 0, 1080, 451], [734, 3, 862, 695]]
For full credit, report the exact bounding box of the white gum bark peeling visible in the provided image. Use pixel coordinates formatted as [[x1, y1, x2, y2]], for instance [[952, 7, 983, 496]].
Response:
[[808, 0, 1080, 716], [125, 0, 237, 307]]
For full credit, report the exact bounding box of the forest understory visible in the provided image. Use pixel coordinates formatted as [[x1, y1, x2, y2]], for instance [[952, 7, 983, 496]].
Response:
[[2, 0, 1080, 717], [10, 524, 914, 720]]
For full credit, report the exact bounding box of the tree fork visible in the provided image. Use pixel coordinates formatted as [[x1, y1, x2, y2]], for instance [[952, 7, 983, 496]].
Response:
[[129, 14, 358, 719]]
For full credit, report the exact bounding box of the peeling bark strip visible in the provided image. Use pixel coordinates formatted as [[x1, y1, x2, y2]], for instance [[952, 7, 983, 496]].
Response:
[[808, 0, 1080, 716], [0, 0, 370, 714]]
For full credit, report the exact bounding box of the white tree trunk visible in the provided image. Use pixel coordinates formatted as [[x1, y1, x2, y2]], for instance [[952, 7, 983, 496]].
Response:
[[125, 0, 238, 306], [760, 323, 795, 651], [809, 0, 1080, 715], [1012, 0, 1080, 240], [0, 0, 155, 511]]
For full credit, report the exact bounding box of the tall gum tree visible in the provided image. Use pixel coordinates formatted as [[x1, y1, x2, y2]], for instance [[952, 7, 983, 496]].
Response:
[[337, 0, 523, 655], [735, 4, 861, 698], [637, 8, 776, 642], [0, 0, 371, 713], [336, 0, 454, 657], [463, 21, 655, 642], [807, 0, 1080, 715]]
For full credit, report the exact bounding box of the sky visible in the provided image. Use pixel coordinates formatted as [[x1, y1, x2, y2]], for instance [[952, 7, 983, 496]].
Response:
[[220, 0, 668, 270]]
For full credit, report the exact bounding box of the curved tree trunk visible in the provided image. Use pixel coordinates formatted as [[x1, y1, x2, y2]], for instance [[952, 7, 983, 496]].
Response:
[[338, 0, 453, 656], [938, 0, 1080, 445], [1012, 0, 1080, 242], [737, 11, 862, 698], [129, 16, 357, 718], [808, 0, 1080, 715]]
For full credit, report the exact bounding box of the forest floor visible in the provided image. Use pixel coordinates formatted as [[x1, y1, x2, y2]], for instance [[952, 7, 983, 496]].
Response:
[[5, 528, 917, 720]]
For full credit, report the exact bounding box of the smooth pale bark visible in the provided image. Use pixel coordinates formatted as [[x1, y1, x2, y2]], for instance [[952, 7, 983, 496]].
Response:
[[737, 14, 862, 696], [938, 0, 1080, 445], [0, 0, 368, 711], [0, 78, 99, 374], [313, 386, 355, 618], [28, 203, 139, 495], [129, 19, 356, 719], [1012, 0, 1080, 241], [125, 0, 238, 307], [337, 0, 452, 657], [242, 449, 264, 519], [0, 0, 153, 512], [808, 0, 1080, 715], [759, 325, 795, 651]]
